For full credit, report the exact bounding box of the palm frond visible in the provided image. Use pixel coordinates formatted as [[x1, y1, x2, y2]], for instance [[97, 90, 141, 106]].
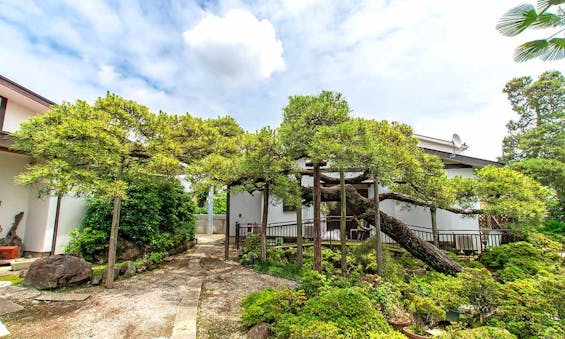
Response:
[[541, 37, 565, 60], [537, 0, 565, 12], [531, 13, 562, 28], [497, 4, 539, 37], [514, 39, 549, 62]]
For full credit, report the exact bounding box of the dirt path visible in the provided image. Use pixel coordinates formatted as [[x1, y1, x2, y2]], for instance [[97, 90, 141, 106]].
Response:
[[0, 236, 296, 338]]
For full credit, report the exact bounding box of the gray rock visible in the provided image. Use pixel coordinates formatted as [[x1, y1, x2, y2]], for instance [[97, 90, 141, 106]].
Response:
[[248, 322, 269, 339], [23, 255, 92, 290], [119, 261, 136, 278], [91, 275, 102, 286], [0, 298, 23, 316], [101, 266, 121, 285]]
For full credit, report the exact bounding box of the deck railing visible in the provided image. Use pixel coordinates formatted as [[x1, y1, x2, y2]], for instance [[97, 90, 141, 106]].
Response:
[[235, 219, 518, 254]]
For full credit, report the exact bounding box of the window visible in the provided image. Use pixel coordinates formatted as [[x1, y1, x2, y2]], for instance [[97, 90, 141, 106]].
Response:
[[0, 96, 7, 131]]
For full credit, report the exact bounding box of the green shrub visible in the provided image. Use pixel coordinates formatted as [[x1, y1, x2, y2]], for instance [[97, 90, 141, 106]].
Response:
[[480, 240, 561, 282], [489, 275, 565, 338], [369, 330, 407, 339], [438, 326, 516, 339], [241, 233, 260, 255], [300, 270, 328, 297], [65, 227, 108, 262], [541, 219, 565, 236], [66, 176, 195, 261], [240, 287, 306, 327], [274, 287, 392, 338]]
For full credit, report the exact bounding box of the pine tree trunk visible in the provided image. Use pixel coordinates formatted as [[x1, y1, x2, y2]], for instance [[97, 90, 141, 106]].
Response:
[[313, 163, 322, 272], [105, 163, 124, 288], [340, 170, 347, 274], [261, 182, 269, 262]]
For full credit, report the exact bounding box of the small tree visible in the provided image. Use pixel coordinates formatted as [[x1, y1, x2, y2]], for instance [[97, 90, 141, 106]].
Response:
[[13, 93, 181, 288]]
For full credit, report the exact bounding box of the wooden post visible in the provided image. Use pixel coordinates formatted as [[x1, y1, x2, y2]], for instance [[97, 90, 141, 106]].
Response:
[[50, 194, 63, 256], [260, 182, 269, 262], [313, 163, 322, 272], [431, 207, 439, 247], [105, 163, 124, 288], [340, 170, 347, 274], [224, 188, 231, 261], [373, 176, 383, 276], [296, 175, 303, 268]]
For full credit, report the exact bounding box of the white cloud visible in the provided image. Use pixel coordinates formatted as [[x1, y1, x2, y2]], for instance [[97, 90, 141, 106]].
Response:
[[183, 9, 285, 84]]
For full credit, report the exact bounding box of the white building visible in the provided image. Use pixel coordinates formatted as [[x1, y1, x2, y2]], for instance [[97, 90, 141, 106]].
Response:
[[0, 75, 86, 256], [228, 134, 502, 252]]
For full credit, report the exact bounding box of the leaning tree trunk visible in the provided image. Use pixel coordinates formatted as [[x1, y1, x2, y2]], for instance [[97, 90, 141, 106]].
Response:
[[312, 185, 463, 275], [261, 182, 270, 262]]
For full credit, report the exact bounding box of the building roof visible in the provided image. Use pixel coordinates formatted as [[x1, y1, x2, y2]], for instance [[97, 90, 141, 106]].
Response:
[[422, 148, 502, 168], [0, 75, 54, 108]]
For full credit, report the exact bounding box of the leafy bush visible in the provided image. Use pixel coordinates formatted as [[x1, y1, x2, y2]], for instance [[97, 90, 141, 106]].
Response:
[[540, 219, 565, 236], [439, 326, 516, 339], [489, 275, 565, 338], [65, 227, 108, 262], [240, 287, 306, 327], [66, 176, 195, 261], [273, 287, 392, 338], [480, 240, 561, 282], [300, 269, 328, 297]]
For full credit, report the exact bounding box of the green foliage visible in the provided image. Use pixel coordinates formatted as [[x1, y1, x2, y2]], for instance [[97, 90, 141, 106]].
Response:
[[241, 233, 261, 255], [439, 326, 516, 339], [274, 287, 392, 338], [240, 287, 306, 327], [500, 70, 565, 219], [497, 3, 565, 62], [406, 293, 446, 325], [66, 176, 195, 261], [300, 270, 329, 297], [65, 227, 108, 262], [489, 275, 565, 338], [480, 240, 561, 282]]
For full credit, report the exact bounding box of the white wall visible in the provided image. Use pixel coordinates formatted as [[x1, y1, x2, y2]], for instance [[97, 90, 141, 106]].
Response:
[[0, 152, 30, 240], [45, 195, 87, 254], [23, 191, 52, 252], [2, 99, 36, 133]]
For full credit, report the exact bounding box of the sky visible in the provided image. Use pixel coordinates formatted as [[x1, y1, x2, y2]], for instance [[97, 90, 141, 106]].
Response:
[[1, 0, 563, 161]]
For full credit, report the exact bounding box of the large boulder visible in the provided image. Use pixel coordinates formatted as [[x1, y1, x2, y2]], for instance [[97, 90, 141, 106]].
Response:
[[24, 255, 92, 290]]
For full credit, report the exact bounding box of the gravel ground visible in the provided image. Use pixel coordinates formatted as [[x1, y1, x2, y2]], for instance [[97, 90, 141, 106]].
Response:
[[0, 236, 296, 339]]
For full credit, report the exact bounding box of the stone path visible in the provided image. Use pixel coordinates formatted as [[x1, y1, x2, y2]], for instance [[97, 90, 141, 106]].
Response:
[[171, 235, 220, 339]]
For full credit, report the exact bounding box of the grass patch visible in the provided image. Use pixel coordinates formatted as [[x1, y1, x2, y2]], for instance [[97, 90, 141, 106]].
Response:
[[0, 274, 24, 286]]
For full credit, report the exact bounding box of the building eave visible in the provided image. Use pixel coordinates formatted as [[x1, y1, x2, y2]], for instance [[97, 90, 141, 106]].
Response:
[[0, 75, 55, 108], [422, 148, 502, 168]]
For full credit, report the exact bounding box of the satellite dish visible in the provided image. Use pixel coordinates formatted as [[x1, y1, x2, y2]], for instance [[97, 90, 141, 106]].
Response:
[[452, 134, 463, 148]]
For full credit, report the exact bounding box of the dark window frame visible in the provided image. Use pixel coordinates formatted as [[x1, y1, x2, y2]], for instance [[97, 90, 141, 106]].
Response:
[[0, 96, 7, 132]]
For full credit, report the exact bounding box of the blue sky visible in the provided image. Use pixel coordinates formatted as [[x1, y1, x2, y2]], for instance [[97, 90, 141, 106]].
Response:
[[1, 0, 563, 160]]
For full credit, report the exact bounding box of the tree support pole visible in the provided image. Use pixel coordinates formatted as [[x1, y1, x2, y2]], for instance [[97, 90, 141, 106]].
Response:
[[224, 188, 231, 261], [431, 207, 439, 246], [313, 163, 322, 272], [105, 163, 124, 288], [296, 175, 303, 268], [373, 178, 383, 276], [50, 194, 62, 256], [340, 170, 347, 274], [260, 182, 269, 262]]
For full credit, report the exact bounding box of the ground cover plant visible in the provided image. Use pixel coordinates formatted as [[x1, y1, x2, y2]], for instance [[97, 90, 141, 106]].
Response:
[[240, 231, 565, 338]]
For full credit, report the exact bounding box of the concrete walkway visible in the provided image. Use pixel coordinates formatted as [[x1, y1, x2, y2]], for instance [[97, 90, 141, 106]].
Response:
[[170, 234, 224, 339]]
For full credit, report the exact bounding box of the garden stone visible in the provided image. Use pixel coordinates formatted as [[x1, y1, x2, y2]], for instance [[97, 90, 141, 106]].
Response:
[[241, 253, 258, 266], [119, 261, 136, 278], [91, 275, 102, 286], [101, 267, 121, 285], [24, 255, 92, 290], [248, 322, 269, 339]]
